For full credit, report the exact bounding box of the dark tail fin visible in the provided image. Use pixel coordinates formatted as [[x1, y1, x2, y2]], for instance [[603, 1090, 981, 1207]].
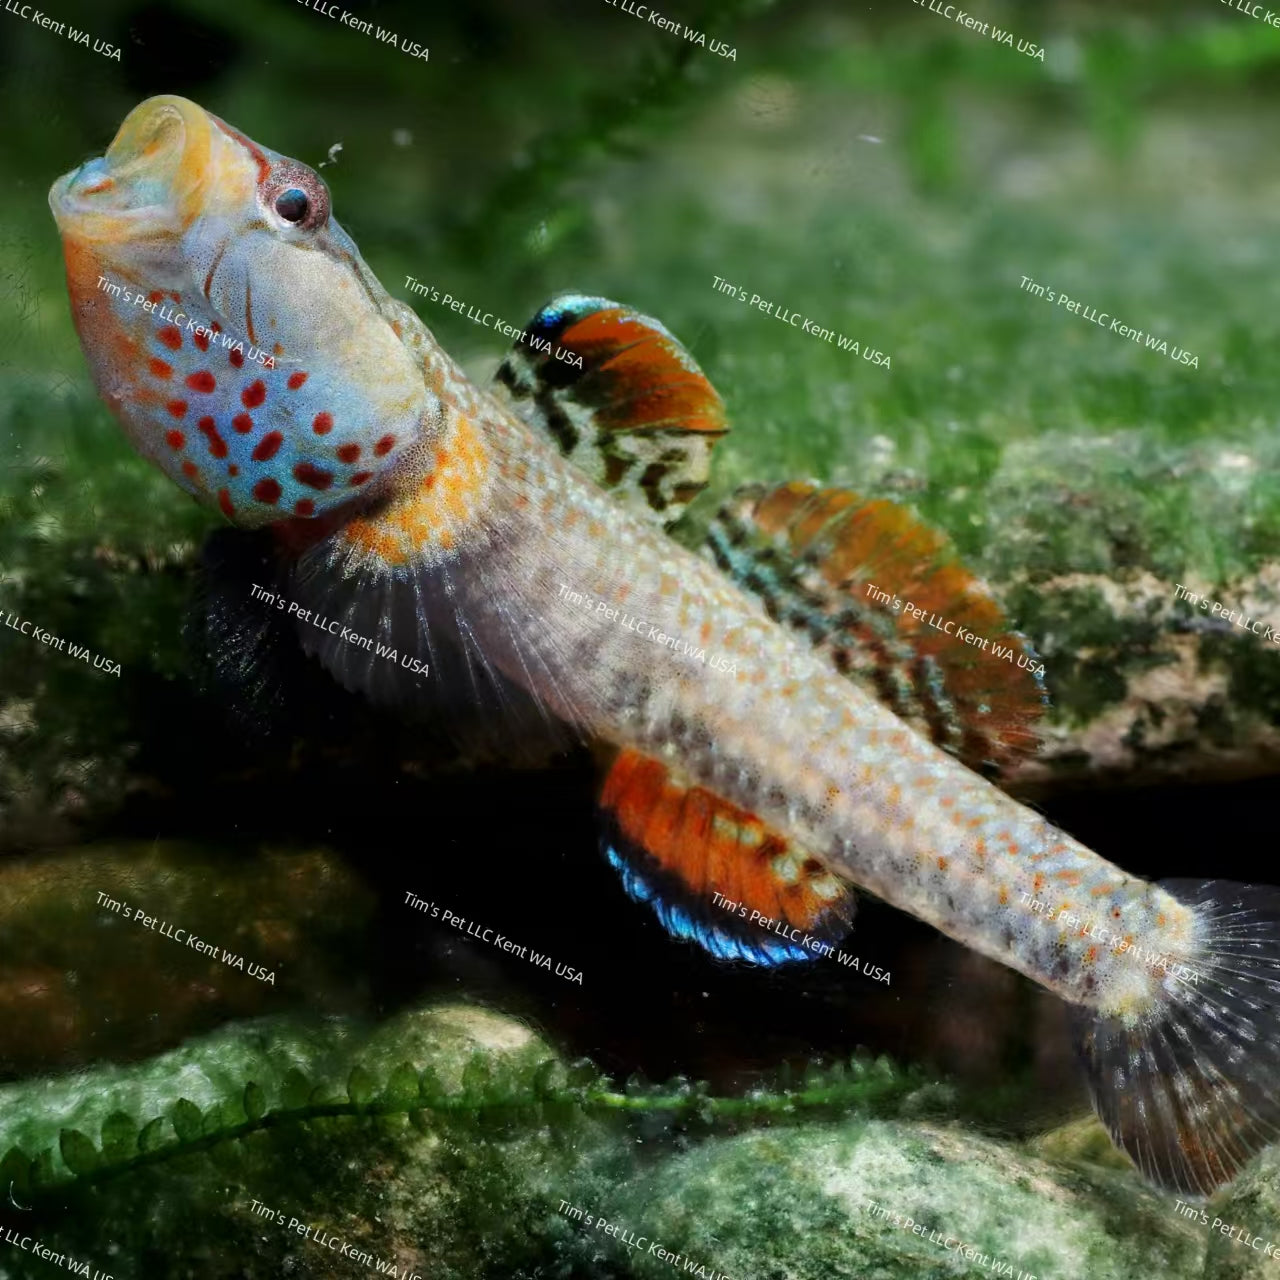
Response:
[[1069, 879, 1280, 1194]]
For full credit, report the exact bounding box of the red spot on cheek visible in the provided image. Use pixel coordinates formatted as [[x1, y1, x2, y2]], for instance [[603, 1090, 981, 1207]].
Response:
[[312, 412, 333, 435], [374, 435, 396, 456], [148, 290, 165, 304], [287, 371, 308, 390], [158, 326, 182, 350], [295, 499, 315, 517], [294, 462, 334, 490], [148, 358, 172, 380], [197, 416, 228, 459], [186, 370, 216, 393], [228, 465, 239, 477], [165, 430, 185, 450], [229, 349, 244, 368], [167, 400, 188, 419], [232, 413, 254, 433], [349, 471, 372, 487], [253, 477, 282, 505], [336, 444, 360, 464], [181, 460, 199, 480], [218, 488, 236, 518], [193, 331, 210, 353], [241, 380, 266, 409], [253, 432, 283, 462]]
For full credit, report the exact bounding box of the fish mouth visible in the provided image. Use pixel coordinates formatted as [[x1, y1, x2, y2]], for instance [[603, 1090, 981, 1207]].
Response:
[[48, 95, 214, 241]]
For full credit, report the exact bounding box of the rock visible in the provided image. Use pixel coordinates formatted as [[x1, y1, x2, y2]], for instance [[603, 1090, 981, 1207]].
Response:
[[0, 841, 375, 1077], [0, 1002, 1215, 1280], [1202, 1146, 1280, 1279]]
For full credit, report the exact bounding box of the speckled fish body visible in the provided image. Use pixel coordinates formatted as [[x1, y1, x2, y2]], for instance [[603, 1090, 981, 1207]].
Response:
[[50, 96, 1280, 1197]]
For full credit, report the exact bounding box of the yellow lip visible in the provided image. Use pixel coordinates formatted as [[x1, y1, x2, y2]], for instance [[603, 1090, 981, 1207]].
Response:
[[49, 95, 214, 241]]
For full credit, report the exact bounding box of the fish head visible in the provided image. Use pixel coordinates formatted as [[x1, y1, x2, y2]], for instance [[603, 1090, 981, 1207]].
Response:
[[49, 95, 438, 527]]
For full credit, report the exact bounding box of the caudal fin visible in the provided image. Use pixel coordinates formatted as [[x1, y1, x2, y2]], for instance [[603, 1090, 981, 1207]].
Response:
[[1069, 879, 1280, 1195]]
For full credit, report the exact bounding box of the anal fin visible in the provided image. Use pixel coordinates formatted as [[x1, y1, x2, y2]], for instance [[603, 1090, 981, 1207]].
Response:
[[599, 748, 854, 966]]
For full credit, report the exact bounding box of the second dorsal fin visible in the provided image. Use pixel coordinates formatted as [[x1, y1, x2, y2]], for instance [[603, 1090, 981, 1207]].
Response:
[[492, 293, 728, 527], [705, 481, 1048, 774]]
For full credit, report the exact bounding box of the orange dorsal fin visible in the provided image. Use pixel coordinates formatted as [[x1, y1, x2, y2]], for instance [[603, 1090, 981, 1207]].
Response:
[[706, 481, 1048, 774], [493, 294, 728, 528], [600, 748, 854, 965]]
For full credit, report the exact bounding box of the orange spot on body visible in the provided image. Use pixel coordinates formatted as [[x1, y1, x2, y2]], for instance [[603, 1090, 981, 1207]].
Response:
[[241, 380, 266, 409], [193, 330, 210, 352], [349, 471, 372, 486], [253, 478, 281, 505], [312, 412, 333, 435], [295, 499, 315, 517], [287, 371, 308, 390], [218, 488, 235, 518], [84, 178, 115, 195], [374, 435, 396, 457], [186, 371, 216, 393], [937, 856, 948, 871], [166, 400, 188, 418], [336, 444, 360, 464], [998, 885, 1009, 905], [158, 326, 182, 350], [229, 349, 244, 368], [232, 414, 253, 433], [149, 358, 173, 379], [181, 460, 199, 480], [165, 430, 185, 450]]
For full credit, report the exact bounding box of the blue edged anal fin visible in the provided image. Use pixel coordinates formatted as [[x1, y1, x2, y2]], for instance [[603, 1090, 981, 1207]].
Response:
[[600, 748, 854, 965], [493, 293, 728, 528]]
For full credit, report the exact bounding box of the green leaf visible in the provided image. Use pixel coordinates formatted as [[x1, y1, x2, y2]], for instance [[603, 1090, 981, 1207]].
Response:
[[461, 1055, 491, 1099], [0, 1146, 31, 1196], [532, 1058, 560, 1098], [30, 1149, 57, 1189], [418, 1067, 444, 1102], [384, 1063, 419, 1106], [100, 1111, 138, 1160], [171, 1099, 202, 1143], [138, 1116, 171, 1153], [281, 1068, 311, 1111], [59, 1129, 99, 1176], [408, 1110, 432, 1135], [244, 1081, 267, 1122], [347, 1065, 376, 1108]]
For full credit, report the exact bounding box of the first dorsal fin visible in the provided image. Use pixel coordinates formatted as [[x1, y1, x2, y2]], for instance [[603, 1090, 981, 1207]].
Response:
[[706, 481, 1048, 774], [599, 748, 855, 965], [492, 293, 728, 528]]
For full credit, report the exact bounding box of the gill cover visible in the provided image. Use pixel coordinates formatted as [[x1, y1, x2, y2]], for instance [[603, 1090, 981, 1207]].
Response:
[[49, 95, 438, 526]]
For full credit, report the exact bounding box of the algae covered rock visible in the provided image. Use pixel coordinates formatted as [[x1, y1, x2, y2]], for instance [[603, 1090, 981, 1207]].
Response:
[[597, 1118, 1204, 1280], [0, 841, 375, 1076], [1202, 1145, 1280, 1280]]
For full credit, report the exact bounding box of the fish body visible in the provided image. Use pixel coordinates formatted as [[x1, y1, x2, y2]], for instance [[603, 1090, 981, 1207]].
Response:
[[50, 96, 1280, 1196]]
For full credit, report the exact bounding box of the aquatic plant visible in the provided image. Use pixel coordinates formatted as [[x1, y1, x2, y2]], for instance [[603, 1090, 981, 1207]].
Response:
[[1, 1049, 932, 1203]]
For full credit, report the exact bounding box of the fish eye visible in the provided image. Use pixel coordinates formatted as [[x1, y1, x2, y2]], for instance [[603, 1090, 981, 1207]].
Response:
[[274, 188, 309, 223], [264, 165, 330, 232]]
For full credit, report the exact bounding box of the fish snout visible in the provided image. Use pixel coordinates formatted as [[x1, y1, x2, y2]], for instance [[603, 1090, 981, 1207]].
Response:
[[49, 96, 214, 240]]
